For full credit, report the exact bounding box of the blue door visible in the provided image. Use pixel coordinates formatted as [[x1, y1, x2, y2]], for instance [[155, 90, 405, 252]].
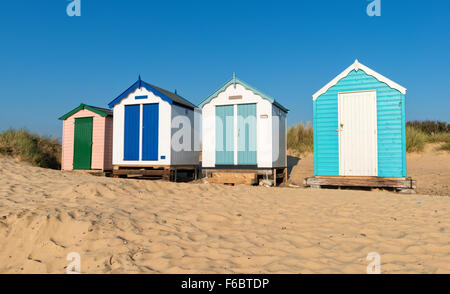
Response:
[[124, 105, 140, 161], [238, 104, 257, 165], [142, 104, 159, 161], [216, 105, 234, 165]]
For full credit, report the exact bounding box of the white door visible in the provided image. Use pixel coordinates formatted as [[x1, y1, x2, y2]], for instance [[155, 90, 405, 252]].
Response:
[[338, 91, 378, 176]]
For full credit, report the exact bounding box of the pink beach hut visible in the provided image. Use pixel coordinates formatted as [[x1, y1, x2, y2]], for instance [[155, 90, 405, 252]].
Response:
[[58, 104, 113, 171]]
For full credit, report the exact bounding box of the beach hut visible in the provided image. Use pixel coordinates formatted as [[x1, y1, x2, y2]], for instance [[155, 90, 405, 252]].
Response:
[[108, 76, 200, 181], [59, 104, 113, 171], [199, 75, 289, 186], [305, 60, 415, 192]]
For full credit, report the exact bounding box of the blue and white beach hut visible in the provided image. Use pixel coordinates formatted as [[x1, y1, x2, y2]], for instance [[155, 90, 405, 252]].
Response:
[[108, 76, 200, 180]]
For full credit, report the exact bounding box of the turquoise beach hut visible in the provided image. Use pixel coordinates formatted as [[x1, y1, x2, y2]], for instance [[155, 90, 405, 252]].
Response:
[[311, 60, 408, 181]]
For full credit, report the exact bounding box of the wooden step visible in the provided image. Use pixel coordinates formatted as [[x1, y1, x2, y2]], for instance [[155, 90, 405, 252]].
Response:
[[304, 176, 416, 190]]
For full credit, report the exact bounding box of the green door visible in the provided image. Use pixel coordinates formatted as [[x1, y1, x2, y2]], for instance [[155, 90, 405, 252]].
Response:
[[73, 117, 93, 170]]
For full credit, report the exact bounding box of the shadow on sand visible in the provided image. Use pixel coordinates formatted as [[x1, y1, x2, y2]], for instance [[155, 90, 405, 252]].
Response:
[[287, 155, 300, 178]]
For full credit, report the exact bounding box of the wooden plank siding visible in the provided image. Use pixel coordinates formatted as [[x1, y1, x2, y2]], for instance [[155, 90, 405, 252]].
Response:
[[314, 69, 406, 178], [103, 116, 114, 170]]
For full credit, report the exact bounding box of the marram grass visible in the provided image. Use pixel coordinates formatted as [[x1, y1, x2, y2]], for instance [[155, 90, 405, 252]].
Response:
[[0, 129, 61, 169]]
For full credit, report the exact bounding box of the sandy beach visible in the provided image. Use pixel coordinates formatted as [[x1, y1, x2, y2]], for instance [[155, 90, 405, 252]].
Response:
[[0, 145, 449, 274]]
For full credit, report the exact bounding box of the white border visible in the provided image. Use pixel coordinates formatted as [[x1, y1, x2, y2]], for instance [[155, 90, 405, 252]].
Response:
[[313, 60, 407, 101]]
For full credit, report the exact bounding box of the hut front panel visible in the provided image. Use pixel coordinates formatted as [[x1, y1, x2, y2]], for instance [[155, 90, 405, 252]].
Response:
[[314, 69, 406, 177], [272, 105, 287, 168], [112, 87, 171, 166], [170, 104, 200, 165], [201, 83, 273, 168], [62, 109, 106, 170]]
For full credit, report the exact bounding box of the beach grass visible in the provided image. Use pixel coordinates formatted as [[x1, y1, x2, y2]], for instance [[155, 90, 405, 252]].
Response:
[[0, 129, 61, 169], [406, 120, 449, 134], [406, 120, 450, 152], [406, 125, 427, 152], [438, 142, 450, 151], [287, 121, 314, 154]]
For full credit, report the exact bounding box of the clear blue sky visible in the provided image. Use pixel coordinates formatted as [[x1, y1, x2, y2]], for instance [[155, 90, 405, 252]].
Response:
[[1, 0, 449, 139]]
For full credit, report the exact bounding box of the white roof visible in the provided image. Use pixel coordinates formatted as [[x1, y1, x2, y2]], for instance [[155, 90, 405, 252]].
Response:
[[312, 60, 407, 101]]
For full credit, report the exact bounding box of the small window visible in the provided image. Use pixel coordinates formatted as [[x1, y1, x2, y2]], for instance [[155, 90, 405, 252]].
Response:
[[135, 95, 148, 99]]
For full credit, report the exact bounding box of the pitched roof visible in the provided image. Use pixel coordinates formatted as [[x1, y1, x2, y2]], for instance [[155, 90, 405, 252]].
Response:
[[58, 104, 113, 120], [198, 75, 289, 113], [108, 77, 197, 109], [312, 60, 407, 101]]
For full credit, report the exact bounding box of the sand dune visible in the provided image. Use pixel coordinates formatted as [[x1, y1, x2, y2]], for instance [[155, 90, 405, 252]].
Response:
[[0, 150, 449, 273], [407, 144, 450, 196]]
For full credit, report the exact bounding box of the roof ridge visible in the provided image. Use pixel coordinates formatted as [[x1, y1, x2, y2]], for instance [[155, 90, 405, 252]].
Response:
[[198, 75, 289, 112], [146, 82, 197, 108], [58, 103, 112, 120], [108, 77, 197, 109], [85, 104, 112, 112]]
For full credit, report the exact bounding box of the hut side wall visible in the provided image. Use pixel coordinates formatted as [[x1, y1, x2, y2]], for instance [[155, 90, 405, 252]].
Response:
[[314, 69, 406, 178], [103, 116, 114, 170], [170, 104, 200, 165], [272, 105, 287, 168]]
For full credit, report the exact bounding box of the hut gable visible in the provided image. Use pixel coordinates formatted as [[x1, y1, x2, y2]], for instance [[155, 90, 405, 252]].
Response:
[[108, 76, 196, 109], [199, 75, 288, 112], [59, 104, 112, 120], [313, 60, 407, 100]]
